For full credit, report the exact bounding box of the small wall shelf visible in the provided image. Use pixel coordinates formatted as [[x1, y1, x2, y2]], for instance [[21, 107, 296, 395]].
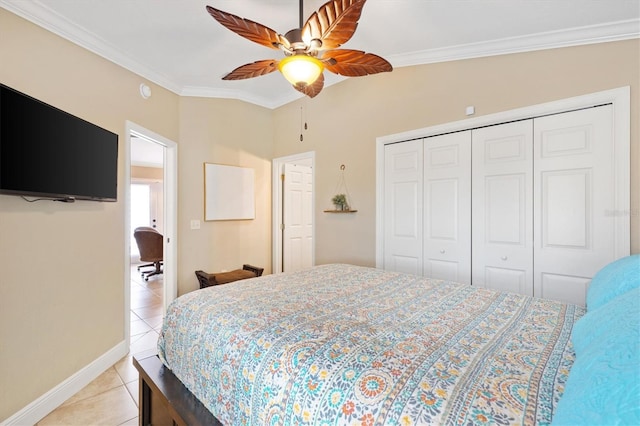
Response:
[[328, 164, 357, 214]]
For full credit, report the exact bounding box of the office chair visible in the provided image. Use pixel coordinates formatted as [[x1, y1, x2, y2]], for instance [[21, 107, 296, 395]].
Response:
[[133, 227, 163, 281]]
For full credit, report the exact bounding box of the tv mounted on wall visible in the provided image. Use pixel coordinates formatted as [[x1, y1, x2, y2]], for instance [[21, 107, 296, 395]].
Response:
[[0, 83, 118, 202]]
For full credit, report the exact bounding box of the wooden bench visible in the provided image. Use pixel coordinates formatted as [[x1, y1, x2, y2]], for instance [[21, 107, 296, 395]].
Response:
[[195, 264, 264, 289]]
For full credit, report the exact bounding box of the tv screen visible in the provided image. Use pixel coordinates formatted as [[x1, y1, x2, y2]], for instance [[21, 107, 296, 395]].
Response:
[[0, 83, 118, 202]]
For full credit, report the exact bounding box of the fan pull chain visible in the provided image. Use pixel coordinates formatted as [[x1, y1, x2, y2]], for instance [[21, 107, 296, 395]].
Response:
[[299, 105, 308, 142], [300, 106, 304, 141]]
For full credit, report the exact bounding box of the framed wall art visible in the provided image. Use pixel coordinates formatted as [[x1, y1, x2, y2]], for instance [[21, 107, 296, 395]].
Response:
[[204, 163, 255, 221]]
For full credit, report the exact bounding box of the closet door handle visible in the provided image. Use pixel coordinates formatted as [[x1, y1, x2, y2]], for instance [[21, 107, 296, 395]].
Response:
[[439, 249, 445, 254], [501, 256, 508, 261]]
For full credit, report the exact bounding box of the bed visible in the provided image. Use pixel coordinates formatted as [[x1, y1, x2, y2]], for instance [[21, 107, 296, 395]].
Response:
[[134, 259, 640, 425]]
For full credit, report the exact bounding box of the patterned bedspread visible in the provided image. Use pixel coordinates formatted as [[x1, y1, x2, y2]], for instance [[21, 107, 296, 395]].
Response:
[[158, 264, 583, 425]]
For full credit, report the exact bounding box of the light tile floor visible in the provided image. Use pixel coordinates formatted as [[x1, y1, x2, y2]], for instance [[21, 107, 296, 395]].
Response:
[[37, 266, 163, 425]]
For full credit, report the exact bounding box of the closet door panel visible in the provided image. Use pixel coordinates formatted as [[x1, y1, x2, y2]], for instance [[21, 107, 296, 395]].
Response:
[[472, 121, 533, 295], [540, 273, 591, 307], [485, 267, 528, 294], [542, 170, 590, 247], [384, 140, 423, 275], [423, 131, 471, 284], [534, 105, 615, 306], [485, 174, 527, 244]]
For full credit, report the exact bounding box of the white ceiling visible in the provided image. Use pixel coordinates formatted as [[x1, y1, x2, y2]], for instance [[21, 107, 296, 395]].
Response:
[[130, 136, 164, 168], [2, 0, 639, 110]]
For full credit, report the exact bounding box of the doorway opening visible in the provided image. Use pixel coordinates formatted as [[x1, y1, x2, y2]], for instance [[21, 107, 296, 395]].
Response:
[[272, 151, 315, 274], [124, 121, 178, 349], [130, 171, 164, 262]]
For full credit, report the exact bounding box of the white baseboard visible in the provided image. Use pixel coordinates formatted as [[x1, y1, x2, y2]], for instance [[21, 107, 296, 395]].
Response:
[[2, 340, 129, 426]]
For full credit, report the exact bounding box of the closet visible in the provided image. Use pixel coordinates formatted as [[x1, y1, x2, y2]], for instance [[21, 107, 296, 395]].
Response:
[[382, 101, 627, 306]]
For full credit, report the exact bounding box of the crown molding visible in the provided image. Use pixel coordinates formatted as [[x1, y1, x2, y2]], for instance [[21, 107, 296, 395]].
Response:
[[180, 78, 346, 109], [2, 0, 638, 109], [0, 0, 182, 95], [179, 85, 297, 110], [389, 19, 640, 67]]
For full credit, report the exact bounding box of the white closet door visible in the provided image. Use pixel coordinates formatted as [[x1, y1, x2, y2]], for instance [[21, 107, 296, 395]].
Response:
[[533, 105, 615, 306], [423, 131, 471, 284], [472, 120, 534, 295], [384, 140, 423, 275]]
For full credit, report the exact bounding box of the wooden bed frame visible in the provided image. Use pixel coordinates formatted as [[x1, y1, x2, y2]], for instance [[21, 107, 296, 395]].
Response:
[[133, 352, 222, 426]]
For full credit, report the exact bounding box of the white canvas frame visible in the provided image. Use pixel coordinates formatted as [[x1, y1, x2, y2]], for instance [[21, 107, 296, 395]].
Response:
[[204, 163, 255, 221]]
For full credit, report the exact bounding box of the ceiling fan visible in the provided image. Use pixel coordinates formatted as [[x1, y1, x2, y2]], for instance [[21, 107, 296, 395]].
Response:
[[206, 0, 393, 98]]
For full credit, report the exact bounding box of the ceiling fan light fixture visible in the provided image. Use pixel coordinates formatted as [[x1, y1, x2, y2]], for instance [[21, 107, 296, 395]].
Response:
[[278, 55, 324, 87], [206, 0, 392, 98]]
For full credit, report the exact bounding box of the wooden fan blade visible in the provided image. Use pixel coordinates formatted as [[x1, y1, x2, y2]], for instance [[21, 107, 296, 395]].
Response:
[[322, 49, 393, 77], [206, 6, 289, 50], [222, 59, 279, 80], [293, 73, 325, 98], [302, 0, 366, 51]]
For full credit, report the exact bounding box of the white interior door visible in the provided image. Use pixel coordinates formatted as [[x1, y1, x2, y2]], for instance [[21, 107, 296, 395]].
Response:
[[130, 183, 150, 262], [383, 140, 423, 275], [283, 163, 313, 272], [150, 181, 164, 233], [472, 120, 534, 295], [423, 131, 471, 284], [533, 105, 615, 305]]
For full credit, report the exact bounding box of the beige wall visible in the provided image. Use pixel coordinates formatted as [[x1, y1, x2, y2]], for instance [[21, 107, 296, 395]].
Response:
[[1, 5, 638, 423], [0, 9, 180, 420], [177, 96, 273, 295], [272, 39, 640, 266], [131, 165, 163, 181], [0, 9, 272, 421]]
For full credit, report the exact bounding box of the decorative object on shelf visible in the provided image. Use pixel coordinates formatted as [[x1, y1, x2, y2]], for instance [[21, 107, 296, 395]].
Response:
[[324, 165, 357, 213], [332, 193, 348, 210]]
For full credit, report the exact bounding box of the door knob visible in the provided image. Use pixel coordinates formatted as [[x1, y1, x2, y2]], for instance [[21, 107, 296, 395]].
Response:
[[501, 256, 508, 261], [440, 249, 445, 254]]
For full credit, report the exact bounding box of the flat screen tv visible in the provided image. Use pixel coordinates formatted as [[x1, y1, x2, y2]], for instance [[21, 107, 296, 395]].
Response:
[[0, 83, 118, 202]]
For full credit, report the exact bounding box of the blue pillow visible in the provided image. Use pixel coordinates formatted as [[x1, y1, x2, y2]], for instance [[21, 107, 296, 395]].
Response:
[[586, 255, 640, 311], [553, 287, 640, 425], [573, 286, 640, 356]]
